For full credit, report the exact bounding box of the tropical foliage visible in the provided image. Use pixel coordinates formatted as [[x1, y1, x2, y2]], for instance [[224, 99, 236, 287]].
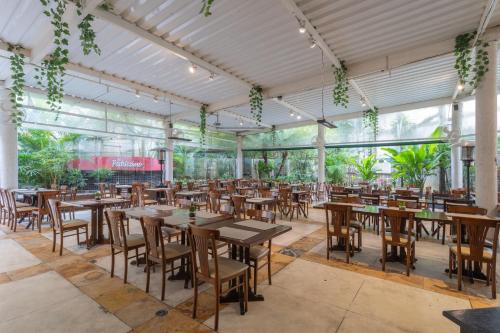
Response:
[[18, 129, 82, 188], [325, 149, 350, 184], [382, 145, 444, 191], [89, 168, 114, 182], [351, 153, 379, 182]]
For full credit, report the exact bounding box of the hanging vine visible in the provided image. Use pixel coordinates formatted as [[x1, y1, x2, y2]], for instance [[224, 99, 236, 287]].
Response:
[[200, 0, 215, 17], [362, 107, 379, 140], [270, 125, 277, 146], [7, 44, 26, 126], [454, 31, 490, 91], [76, 1, 101, 56], [249, 85, 263, 126], [200, 104, 207, 145], [332, 61, 349, 108]]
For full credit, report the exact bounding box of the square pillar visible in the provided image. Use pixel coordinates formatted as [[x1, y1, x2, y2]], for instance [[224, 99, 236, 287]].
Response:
[[0, 86, 18, 188]]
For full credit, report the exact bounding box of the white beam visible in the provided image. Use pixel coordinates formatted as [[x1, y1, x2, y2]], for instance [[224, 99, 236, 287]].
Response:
[[279, 0, 375, 110], [172, 108, 272, 129], [452, 0, 497, 100], [92, 7, 253, 89], [272, 97, 316, 121], [31, 0, 104, 64]]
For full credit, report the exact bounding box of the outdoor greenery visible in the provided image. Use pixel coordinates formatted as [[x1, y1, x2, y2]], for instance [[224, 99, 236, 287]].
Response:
[[18, 129, 82, 188], [89, 168, 114, 182], [454, 31, 490, 91], [200, 0, 215, 16], [382, 144, 444, 192], [351, 153, 379, 182], [332, 61, 349, 108], [325, 149, 349, 184]]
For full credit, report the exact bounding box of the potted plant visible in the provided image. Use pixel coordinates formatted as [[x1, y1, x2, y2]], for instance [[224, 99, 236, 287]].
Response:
[[189, 199, 196, 218], [94, 191, 102, 200]]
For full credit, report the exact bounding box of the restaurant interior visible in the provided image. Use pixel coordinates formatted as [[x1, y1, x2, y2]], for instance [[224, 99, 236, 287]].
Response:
[[1, 1, 500, 332]]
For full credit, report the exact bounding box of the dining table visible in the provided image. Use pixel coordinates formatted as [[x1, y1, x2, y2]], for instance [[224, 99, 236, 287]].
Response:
[[245, 197, 276, 210], [63, 198, 130, 246], [175, 190, 205, 200]]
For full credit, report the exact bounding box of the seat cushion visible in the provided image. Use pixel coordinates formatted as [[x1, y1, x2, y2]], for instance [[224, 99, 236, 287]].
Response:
[[62, 219, 89, 230], [144, 199, 158, 205], [126, 234, 145, 248], [450, 245, 492, 259], [153, 243, 191, 261], [340, 226, 356, 235], [209, 256, 248, 280], [249, 245, 269, 260], [384, 233, 414, 244]]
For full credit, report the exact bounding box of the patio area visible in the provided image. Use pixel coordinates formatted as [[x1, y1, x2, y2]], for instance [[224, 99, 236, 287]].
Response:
[[1, 0, 500, 332]]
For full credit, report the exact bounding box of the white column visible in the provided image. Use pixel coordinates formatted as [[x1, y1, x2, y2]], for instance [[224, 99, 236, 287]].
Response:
[[0, 86, 18, 188], [317, 125, 326, 183], [236, 135, 243, 179], [475, 42, 497, 214], [165, 124, 174, 182], [450, 102, 463, 189]]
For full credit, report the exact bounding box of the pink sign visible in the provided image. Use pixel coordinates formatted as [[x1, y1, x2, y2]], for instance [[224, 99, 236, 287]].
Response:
[[68, 156, 161, 171]]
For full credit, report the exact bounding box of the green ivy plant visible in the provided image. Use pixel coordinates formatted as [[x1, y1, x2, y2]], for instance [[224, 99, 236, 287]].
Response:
[[454, 31, 490, 91], [332, 61, 349, 108], [270, 125, 277, 145], [249, 85, 263, 125], [76, 1, 101, 56], [7, 44, 26, 126], [363, 107, 379, 140], [200, 104, 207, 145], [200, 0, 215, 17]]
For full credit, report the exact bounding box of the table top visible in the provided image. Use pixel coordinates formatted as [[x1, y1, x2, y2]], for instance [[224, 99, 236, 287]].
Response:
[[200, 219, 291, 247], [115, 185, 132, 188], [145, 187, 167, 192], [13, 189, 55, 196], [176, 191, 205, 196], [64, 198, 129, 208], [443, 307, 500, 333]]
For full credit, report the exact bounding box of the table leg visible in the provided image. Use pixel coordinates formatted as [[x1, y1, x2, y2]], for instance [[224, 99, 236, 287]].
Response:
[[97, 206, 105, 243]]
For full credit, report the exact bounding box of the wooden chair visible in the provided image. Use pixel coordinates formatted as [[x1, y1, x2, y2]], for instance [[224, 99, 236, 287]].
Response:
[[324, 203, 359, 263], [340, 197, 364, 247], [6, 190, 35, 232], [395, 189, 413, 197], [162, 188, 176, 206], [231, 195, 246, 219], [187, 182, 195, 191], [135, 185, 158, 207], [140, 216, 192, 300], [104, 210, 145, 283], [188, 225, 248, 331], [208, 191, 222, 213], [246, 209, 272, 293], [0, 189, 9, 225], [448, 214, 499, 299], [380, 208, 416, 276], [32, 190, 59, 232], [47, 199, 89, 256]]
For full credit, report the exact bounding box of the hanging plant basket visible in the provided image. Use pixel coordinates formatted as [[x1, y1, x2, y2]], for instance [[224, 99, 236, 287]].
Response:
[[200, 104, 207, 145], [454, 31, 490, 92], [362, 107, 379, 140], [200, 0, 215, 17], [7, 44, 26, 126], [249, 85, 263, 125]]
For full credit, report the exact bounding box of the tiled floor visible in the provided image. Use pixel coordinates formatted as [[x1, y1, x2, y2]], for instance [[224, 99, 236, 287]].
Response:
[[0, 206, 498, 333]]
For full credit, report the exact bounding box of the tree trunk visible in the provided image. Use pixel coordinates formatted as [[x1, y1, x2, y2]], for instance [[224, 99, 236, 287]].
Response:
[[439, 167, 446, 193], [275, 151, 288, 179]]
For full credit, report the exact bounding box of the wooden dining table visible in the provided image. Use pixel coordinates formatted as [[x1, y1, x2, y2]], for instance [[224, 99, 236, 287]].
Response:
[[63, 198, 130, 246], [245, 197, 276, 210], [124, 205, 292, 315]]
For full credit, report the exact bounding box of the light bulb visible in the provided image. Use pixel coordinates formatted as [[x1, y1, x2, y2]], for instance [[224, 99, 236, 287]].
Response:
[[297, 115, 302, 120], [239, 120, 243, 126], [299, 26, 306, 34], [135, 90, 140, 98], [188, 63, 197, 74], [290, 111, 295, 117], [153, 96, 158, 103], [457, 83, 464, 91], [309, 38, 316, 48]]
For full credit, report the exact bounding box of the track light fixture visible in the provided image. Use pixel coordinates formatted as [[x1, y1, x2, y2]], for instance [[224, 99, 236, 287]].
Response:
[[298, 20, 306, 34], [153, 96, 158, 103], [209, 72, 215, 81], [309, 37, 316, 48], [289, 110, 295, 117], [297, 115, 302, 120], [360, 97, 367, 107], [135, 90, 140, 98]]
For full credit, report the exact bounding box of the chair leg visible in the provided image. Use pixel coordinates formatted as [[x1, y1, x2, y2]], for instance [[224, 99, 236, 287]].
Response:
[[124, 249, 128, 284], [253, 264, 258, 293], [214, 282, 220, 332], [135, 248, 139, 266], [457, 257, 462, 291], [244, 270, 249, 313], [85, 225, 89, 249], [326, 236, 330, 260], [52, 231, 56, 253], [192, 275, 198, 319], [76, 228, 80, 245], [111, 248, 115, 278], [448, 250, 452, 279], [161, 262, 166, 301], [267, 255, 272, 285], [382, 243, 386, 272], [59, 231, 64, 256], [492, 263, 496, 299], [145, 258, 151, 293]]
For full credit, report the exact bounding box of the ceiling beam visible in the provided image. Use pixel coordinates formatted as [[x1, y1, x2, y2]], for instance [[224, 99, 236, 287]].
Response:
[[171, 108, 272, 128], [91, 6, 253, 89], [452, 0, 497, 100], [207, 24, 500, 112], [271, 97, 317, 121], [31, 0, 105, 64], [0, 42, 202, 109], [279, 0, 375, 110]]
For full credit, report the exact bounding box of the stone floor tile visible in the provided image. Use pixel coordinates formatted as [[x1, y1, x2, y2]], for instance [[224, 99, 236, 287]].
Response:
[[134, 309, 213, 333], [114, 296, 169, 328], [0, 239, 42, 272]]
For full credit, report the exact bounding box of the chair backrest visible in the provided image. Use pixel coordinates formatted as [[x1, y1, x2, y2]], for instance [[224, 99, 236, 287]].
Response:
[[104, 210, 128, 248], [98, 183, 107, 194], [262, 210, 276, 223], [360, 194, 380, 205], [446, 204, 487, 215], [226, 184, 235, 194], [246, 209, 263, 221], [220, 204, 235, 215], [396, 189, 412, 196], [140, 216, 165, 262], [380, 208, 414, 244], [47, 198, 63, 230], [452, 215, 499, 262], [6, 190, 18, 212], [331, 186, 346, 193], [345, 196, 362, 204], [324, 203, 351, 237], [444, 198, 474, 212], [208, 191, 221, 213], [188, 224, 220, 281], [231, 195, 246, 218], [163, 188, 175, 205], [108, 183, 116, 198], [330, 192, 349, 202], [178, 198, 191, 209], [37, 190, 60, 213], [259, 188, 272, 198], [187, 182, 195, 191]]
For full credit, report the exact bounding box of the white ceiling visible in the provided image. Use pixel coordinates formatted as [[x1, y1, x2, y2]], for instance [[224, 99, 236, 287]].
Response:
[[0, 0, 498, 134]]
